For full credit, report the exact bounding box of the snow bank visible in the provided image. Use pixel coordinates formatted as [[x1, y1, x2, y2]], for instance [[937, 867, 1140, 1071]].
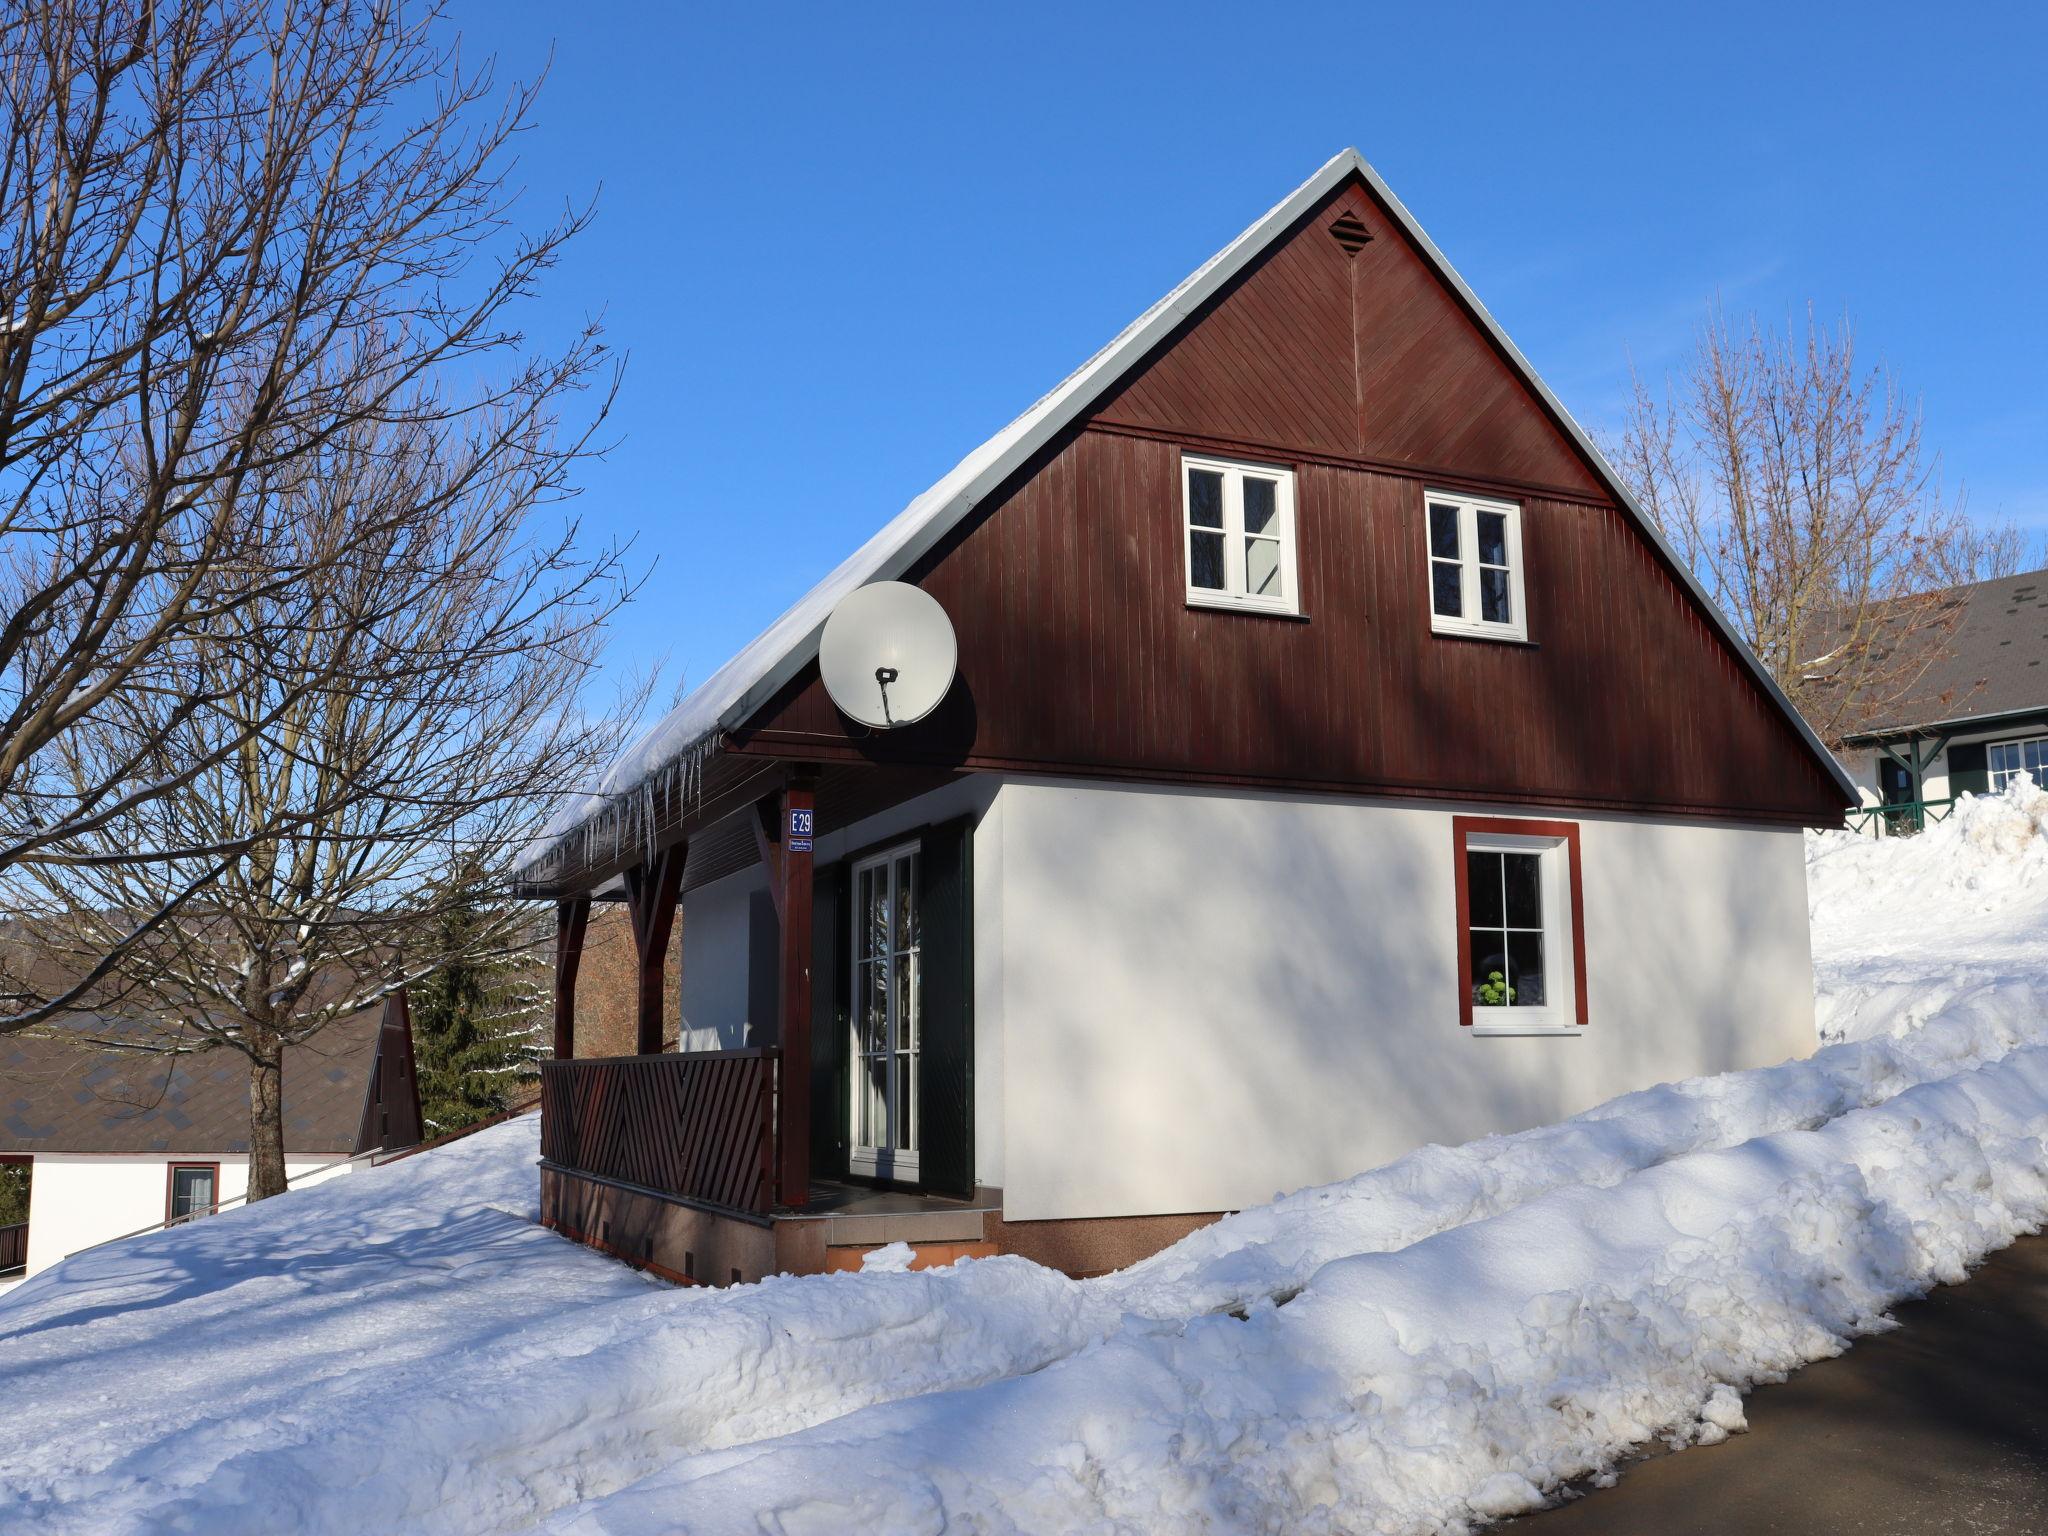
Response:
[[552, 1047, 2048, 1535], [1808, 777, 2048, 1045]]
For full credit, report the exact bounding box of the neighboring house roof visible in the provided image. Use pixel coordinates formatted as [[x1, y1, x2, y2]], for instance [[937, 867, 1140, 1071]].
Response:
[[1842, 567, 2048, 740], [519, 148, 1853, 881], [0, 1010, 383, 1156]]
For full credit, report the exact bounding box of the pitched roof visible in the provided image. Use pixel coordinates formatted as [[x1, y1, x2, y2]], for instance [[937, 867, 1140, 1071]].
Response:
[[520, 149, 1851, 878], [0, 1010, 382, 1156], [1845, 566, 2048, 738]]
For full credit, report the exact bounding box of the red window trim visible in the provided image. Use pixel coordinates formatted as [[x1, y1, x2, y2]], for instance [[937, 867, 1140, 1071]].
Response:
[[165, 1161, 222, 1225], [1452, 816, 1589, 1028]]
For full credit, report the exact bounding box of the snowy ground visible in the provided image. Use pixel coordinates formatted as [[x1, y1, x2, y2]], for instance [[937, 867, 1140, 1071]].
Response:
[[7, 781, 2048, 1535]]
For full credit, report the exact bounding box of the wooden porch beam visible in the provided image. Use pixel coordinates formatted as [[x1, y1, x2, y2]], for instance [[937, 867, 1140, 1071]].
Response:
[[776, 772, 819, 1207], [552, 898, 590, 1061], [622, 843, 685, 1057]]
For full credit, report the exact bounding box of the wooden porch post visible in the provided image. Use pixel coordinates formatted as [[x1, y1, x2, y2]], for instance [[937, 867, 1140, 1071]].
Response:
[[623, 843, 685, 1057], [552, 898, 590, 1061], [776, 775, 818, 1207]]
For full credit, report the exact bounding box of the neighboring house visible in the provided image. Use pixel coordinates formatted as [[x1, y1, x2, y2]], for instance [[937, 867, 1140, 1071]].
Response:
[[0, 994, 422, 1289], [1839, 567, 2048, 833], [518, 149, 1853, 1285]]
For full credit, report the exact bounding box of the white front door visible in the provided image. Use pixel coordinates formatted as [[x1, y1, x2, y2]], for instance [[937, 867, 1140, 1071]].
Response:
[[849, 843, 920, 1181]]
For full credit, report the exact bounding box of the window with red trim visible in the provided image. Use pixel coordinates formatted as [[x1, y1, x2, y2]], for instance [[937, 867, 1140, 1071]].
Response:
[[166, 1162, 220, 1224], [1453, 817, 1588, 1033]]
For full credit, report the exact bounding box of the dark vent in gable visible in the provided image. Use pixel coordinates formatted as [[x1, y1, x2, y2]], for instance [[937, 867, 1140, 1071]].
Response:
[[1328, 211, 1373, 255]]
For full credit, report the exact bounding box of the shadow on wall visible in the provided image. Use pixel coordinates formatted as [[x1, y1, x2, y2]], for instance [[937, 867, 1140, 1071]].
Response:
[[562, 906, 682, 1059], [1005, 774, 1812, 1216]]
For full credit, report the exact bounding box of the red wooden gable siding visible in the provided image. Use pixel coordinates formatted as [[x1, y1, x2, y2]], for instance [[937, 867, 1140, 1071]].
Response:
[[729, 177, 1843, 826], [1093, 179, 1605, 500]]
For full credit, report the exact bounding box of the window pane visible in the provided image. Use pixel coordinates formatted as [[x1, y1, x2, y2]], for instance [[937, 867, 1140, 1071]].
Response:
[[1507, 930, 1547, 1007], [863, 963, 888, 1053], [1429, 503, 1461, 559], [1431, 560, 1462, 618], [1470, 931, 1512, 1006], [894, 855, 916, 951], [896, 1050, 915, 1151], [1480, 568, 1511, 625], [859, 1053, 886, 1145], [1243, 476, 1278, 535], [1188, 468, 1224, 529], [172, 1167, 214, 1219], [1466, 850, 1503, 927], [1476, 509, 1508, 566], [1503, 852, 1542, 928], [903, 952, 919, 1049], [1245, 537, 1281, 597], [1190, 530, 1225, 590]]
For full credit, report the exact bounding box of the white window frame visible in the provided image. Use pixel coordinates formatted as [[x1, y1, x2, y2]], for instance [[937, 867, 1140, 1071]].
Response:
[[1986, 737, 2048, 793], [1181, 454, 1301, 616], [1425, 489, 1528, 642], [1464, 831, 1579, 1037], [848, 841, 921, 1182]]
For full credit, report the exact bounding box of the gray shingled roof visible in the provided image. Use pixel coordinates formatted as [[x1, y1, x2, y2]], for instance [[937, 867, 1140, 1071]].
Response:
[[0, 1011, 380, 1155], [1850, 566, 2048, 738]]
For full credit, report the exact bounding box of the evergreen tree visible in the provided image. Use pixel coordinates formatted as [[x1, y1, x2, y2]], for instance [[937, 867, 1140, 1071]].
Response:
[[410, 896, 549, 1136]]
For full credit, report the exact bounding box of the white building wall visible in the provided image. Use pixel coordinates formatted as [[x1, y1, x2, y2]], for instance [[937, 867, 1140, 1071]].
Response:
[[995, 779, 1817, 1223], [16, 1153, 356, 1278]]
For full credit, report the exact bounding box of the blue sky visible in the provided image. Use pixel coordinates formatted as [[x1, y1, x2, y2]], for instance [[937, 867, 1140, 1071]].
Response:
[[451, 1, 2048, 703]]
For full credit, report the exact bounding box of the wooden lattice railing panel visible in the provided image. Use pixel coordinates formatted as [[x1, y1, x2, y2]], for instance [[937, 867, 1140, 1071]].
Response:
[[540, 1050, 779, 1214]]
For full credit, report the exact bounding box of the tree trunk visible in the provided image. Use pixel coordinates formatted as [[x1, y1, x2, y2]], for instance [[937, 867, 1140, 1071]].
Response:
[[247, 1026, 289, 1202]]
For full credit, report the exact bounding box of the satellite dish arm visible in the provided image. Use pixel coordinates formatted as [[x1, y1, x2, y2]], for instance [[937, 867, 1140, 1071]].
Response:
[[875, 666, 899, 727]]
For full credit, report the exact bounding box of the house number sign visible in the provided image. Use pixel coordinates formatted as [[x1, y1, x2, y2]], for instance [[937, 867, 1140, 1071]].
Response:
[[787, 807, 814, 853]]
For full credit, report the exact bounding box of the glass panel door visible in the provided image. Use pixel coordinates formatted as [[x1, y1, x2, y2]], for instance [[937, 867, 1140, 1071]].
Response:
[[849, 844, 920, 1180]]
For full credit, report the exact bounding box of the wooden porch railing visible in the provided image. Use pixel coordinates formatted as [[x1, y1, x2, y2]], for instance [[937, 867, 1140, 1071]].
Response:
[[539, 1049, 780, 1215], [0, 1221, 25, 1274]]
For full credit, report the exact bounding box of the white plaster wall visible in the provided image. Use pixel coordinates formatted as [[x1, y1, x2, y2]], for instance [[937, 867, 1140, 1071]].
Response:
[[995, 779, 1818, 1223], [675, 777, 1007, 1185], [678, 873, 759, 1052], [20, 1153, 355, 1276]]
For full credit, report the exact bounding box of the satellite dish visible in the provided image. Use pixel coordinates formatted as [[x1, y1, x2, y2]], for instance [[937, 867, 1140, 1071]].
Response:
[[818, 581, 958, 729]]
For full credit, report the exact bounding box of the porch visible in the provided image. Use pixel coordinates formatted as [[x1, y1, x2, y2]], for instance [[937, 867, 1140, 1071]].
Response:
[[535, 1049, 1000, 1285]]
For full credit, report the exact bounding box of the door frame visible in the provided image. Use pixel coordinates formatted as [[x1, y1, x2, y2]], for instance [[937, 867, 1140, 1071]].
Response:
[[846, 839, 922, 1183]]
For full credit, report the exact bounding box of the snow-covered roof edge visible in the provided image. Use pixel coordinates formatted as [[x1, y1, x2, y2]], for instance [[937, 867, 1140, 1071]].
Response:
[[520, 148, 1852, 881]]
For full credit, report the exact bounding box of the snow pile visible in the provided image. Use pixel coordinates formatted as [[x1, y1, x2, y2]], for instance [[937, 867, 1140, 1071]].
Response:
[[1807, 776, 2048, 1045], [9, 790, 2048, 1535], [0, 1119, 1101, 1536], [554, 1048, 2048, 1535]]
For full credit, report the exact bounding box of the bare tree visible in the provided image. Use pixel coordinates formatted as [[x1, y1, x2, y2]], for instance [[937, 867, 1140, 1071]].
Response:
[[1614, 305, 2002, 748], [13, 397, 640, 1198], [1932, 517, 2045, 586], [0, 0, 600, 1027]]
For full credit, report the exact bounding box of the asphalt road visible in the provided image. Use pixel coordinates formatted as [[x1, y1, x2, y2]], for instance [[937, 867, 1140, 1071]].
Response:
[[1515, 1229, 2048, 1535]]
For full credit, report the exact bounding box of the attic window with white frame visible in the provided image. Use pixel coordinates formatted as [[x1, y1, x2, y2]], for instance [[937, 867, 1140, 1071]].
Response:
[[1183, 455, 1299, 615], [1426, 490, 1527, 641]]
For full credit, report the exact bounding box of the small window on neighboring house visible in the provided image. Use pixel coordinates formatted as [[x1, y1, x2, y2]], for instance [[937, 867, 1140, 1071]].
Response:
[[1182, 455, 1300, 614], [1454, 817, 1587, 1034], [1426, 491, 1527, 641], [1988, 738, 2048, 792], [167, 1163, 218, 1224]]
